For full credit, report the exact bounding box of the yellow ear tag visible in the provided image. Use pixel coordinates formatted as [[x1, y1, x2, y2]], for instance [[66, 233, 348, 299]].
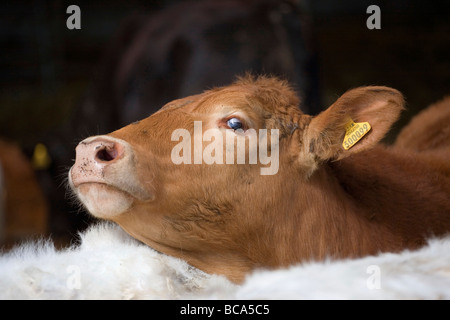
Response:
[[342, 119, 371, 150], [32, 143, 52, 170]]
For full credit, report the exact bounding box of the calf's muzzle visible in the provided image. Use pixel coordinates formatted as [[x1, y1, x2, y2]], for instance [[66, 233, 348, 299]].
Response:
[[70, 135, 126, 187], [69, 135, 152, 219]]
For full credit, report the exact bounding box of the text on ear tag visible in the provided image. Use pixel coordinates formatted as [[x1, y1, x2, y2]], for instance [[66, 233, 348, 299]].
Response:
[[342, 119, 371, 150]]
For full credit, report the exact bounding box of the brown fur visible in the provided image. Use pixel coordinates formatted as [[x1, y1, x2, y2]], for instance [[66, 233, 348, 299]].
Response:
[[0, 139, 48, 247], [81, 76, 450, 283], [395, 96, 450, 152], [394, 96, 450, 176]]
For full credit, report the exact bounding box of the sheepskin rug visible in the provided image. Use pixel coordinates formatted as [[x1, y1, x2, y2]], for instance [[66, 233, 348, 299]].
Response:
[[1, 222, 450, 300]]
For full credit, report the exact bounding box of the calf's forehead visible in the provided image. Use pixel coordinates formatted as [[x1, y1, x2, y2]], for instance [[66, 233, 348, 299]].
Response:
[[161, 85, 300, 119], [127, 80, 306, 140], [158, 87, 251, 114]]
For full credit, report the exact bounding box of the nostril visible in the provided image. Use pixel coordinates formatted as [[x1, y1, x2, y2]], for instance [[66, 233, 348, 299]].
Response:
[[96, 146, 118, 162]]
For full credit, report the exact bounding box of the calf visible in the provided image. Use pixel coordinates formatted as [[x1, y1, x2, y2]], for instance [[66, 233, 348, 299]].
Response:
[[69, 76, 450, 283]]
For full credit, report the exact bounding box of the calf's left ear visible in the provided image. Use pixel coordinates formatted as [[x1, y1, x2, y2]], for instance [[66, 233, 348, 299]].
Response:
[[303, 86, 405, 162]]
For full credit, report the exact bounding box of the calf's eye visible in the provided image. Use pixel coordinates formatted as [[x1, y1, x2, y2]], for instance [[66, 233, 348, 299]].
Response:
[[226, 117, 243, 130]]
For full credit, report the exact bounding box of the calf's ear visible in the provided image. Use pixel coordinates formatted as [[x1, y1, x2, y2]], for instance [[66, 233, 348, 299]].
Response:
[[304, 86, 405, 162]]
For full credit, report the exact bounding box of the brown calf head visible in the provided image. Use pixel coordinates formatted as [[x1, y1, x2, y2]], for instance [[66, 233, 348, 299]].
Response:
[[69, 75, 404, 282]]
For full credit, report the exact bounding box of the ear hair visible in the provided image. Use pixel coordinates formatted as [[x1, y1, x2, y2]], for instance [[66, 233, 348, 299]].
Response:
[[303, 86, 405, 163]]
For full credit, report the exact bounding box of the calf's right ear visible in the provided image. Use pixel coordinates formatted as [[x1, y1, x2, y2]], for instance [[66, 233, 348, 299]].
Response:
[[301, 86, 405, 165]]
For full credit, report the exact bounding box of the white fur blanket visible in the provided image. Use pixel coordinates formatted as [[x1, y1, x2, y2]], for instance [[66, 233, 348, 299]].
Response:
[[1, 223, 449, 300]]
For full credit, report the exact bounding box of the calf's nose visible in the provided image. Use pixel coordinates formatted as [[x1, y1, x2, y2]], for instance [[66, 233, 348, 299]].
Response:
[[71, 135, 127, 187], [78, 137, 124, 164]]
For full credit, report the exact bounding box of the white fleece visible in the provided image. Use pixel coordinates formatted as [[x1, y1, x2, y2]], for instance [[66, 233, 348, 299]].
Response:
[[1, 222, 449, 299], [0, 161, 4, 242]]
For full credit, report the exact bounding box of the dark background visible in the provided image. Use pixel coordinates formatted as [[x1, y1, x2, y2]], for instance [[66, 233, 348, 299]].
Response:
[[0, 0, 448, 247]]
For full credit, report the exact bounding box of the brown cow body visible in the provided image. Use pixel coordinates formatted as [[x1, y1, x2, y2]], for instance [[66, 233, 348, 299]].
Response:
[[394, 96, 450, 177], [69, 76, 450, 283]]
